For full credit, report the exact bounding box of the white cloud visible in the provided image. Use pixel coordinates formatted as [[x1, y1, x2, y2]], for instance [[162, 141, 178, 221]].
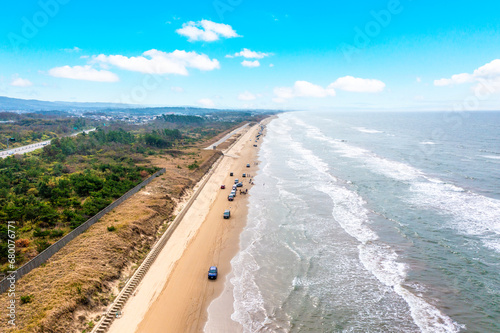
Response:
[[269, 64, 274, 67], [62, 46, 81, 53], [171, 86, 184, 93], [48, 65, 119, 82], [94, 49, 220, 75], [241, 60, 260, 68], [274, 81, 336, 100], [295, 81, 336, 97], [434, 73, 473, 86], [416, 77, 421, 83], [176, 20, 240, 42], [238, 91, 257, 101], [329, 76, 386, 93], [198, 98, 215, 107], [434, 59, 500, 87], [227, 48, 271, 59], [11, 77, 33, 87]]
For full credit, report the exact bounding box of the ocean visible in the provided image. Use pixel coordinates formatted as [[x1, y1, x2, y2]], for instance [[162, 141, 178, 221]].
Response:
[[211, 111, 500, 332]]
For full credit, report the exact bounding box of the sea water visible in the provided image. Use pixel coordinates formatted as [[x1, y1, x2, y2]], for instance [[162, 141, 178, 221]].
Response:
[[218, 111, 500, 332]]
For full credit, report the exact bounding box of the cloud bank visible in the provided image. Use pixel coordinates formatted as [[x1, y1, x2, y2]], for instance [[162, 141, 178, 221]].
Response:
[[11, 77, 33, 87], [274, 76, 385, 102], [176, 20, 240, 42], [94, 49, 220, 75], [49, 65, 119, 82], [434, 59, 500, 88]]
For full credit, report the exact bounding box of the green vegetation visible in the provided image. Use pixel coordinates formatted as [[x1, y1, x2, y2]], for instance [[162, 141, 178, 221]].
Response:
[[0, 128, 160, 270], [0, 112, 95, 150], [0, 111, 267, 272], [20, 294, 34, 304]]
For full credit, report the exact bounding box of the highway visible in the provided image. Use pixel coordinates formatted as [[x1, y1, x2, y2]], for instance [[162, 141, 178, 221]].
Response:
[[0, 128, 96, 159]]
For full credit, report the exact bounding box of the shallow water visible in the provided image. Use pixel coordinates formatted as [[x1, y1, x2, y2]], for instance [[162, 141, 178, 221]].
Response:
[[210, 111, 500, 333]]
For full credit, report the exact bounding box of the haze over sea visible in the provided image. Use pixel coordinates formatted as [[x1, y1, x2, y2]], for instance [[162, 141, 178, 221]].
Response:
[[225, 111, 500, 332]]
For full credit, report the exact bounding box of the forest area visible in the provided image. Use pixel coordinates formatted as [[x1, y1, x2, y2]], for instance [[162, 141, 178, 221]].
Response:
[[0, 111, 257, 272]]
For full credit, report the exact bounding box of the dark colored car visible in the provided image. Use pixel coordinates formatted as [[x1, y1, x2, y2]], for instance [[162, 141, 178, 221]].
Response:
[[208, 266, 218, 280], [236, 182, 243, 187], [223, 209, 230, 219], [230, 172, 234, 176], [242, 173, 246, 177], [246, 164, 250, 168], [221, 185, 225, 189]]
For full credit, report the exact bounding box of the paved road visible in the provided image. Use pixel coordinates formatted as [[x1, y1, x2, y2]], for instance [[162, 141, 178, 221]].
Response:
[[0, 128, 96, 159], [204, 123, 249, 150]]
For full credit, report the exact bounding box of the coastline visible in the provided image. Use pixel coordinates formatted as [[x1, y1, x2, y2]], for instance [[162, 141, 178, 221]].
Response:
[[107, 118, 271, 333], [203, 118, 272, 332]]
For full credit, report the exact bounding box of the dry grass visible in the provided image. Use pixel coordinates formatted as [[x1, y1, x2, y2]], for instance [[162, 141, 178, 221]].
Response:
[[0, 148, 221, 333]]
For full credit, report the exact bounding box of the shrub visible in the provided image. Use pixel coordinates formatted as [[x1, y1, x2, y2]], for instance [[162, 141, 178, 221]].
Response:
[[107, 225, 116, 232], [15, 239, 30, 248], [33, 227, 49, 238], [35, 239, 51, 253], [20, 295, 33, 304], [50, 229, 64, 238], [187, 161, 199, 170]]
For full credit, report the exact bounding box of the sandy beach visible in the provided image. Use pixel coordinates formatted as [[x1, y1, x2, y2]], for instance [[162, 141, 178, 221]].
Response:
[[107, 119, 268, 333]]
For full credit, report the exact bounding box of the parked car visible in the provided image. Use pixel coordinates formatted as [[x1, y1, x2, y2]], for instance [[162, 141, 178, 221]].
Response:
[[234, 178, 239, 184], [228, 195, 234, 201], [253, 144, 257, 147], [231, 190, 237, 197], [221, 185, 225, 189], [230, 172, 234, 176], [246, 164, 250, 168], [236, 182, 243, 187], [242, 173, 246, 177], [208, 266, 218, 280], [223, 209, 230, 219]]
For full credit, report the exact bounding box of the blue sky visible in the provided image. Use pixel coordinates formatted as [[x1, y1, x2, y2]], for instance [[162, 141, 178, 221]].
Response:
[[1, 0, 500, 110]]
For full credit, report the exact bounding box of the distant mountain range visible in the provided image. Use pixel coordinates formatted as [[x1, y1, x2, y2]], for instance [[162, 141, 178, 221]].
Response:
[[0, 96, 279, 115], [0, 96, 132, 111]]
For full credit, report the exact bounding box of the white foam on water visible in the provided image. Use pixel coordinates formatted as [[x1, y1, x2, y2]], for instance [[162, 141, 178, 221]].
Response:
[[230, 245, 269, 332], [480, 155, 500, 160], [293, 117, 500, 254], [420, 141, 436, 145], [409, 181, 500, 250], [290, 116, 465, 332], [352, 126, 384, 134], [296, 117, 423, 181]]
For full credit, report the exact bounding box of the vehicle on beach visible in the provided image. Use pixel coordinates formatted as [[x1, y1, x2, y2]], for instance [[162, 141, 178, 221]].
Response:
[[230, 172, 234, 176], [231, 190, 237, 197], [242, 173, 246, 177], [232, 184, 237, 190], [228, 194, 234, 201], [234, 178, 239, 184], [223, 210, 230, 219], [253, 144, 257, 147], [208, 266, 218, 280], [246, 164, 250, 167], [236, 182, 243, 187], [221, 185, 225, 189]]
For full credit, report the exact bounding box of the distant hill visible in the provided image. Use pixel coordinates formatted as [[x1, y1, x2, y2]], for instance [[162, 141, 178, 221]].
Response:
[[0, 96, 281, 116], [0, 96, 131, 111]]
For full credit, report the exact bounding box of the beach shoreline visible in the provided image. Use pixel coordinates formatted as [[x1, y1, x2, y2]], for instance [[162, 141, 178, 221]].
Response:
[[107, 118, 271, 333]]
